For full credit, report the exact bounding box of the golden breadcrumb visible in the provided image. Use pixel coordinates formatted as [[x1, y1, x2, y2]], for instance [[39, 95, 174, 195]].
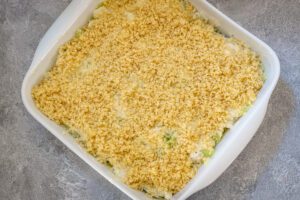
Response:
[[32, 0, 263, 198]]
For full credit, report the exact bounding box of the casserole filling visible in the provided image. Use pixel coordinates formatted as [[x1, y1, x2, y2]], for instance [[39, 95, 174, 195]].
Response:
[[32, 0, 264, 199]]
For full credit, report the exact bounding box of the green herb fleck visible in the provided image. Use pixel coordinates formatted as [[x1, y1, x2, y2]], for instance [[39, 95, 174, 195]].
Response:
[[75, 28, 85, 38], [212, 134, 221, 145], [61, 123, 69, 129], [105, 160, 113, 168], [153, 196, 165, 200], [202, 149, 214, 157], [142, 188, 147, 193], [69, 130, 80, 139], [163, 131, 177, 148], [179, 0, 187, 10], [96, 1, 106, 8], [242, 105, 252, 114]]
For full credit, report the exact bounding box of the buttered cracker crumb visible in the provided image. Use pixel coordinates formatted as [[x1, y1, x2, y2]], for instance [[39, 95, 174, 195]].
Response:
[[32, 0, 263, 198]]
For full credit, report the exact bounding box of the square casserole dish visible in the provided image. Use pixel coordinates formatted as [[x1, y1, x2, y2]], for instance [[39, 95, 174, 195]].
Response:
[[21, 0, 280, 199]]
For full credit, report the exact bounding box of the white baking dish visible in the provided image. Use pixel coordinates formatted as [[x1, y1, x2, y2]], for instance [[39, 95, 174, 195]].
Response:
[[21, 0, 280, 199]]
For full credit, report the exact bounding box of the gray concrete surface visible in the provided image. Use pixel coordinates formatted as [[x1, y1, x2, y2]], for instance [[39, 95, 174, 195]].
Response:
[[0, 0, 299, 199]]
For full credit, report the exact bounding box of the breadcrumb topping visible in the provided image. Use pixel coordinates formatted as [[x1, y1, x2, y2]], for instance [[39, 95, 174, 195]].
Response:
[[32, 0, 263, 198]]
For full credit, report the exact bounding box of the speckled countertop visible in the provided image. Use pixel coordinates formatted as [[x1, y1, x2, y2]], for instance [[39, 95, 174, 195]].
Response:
[[0, 0, 299, 199]]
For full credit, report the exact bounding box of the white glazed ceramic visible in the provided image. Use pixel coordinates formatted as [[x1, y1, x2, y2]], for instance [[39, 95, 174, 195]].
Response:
[[21, 0, 280, 199]]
